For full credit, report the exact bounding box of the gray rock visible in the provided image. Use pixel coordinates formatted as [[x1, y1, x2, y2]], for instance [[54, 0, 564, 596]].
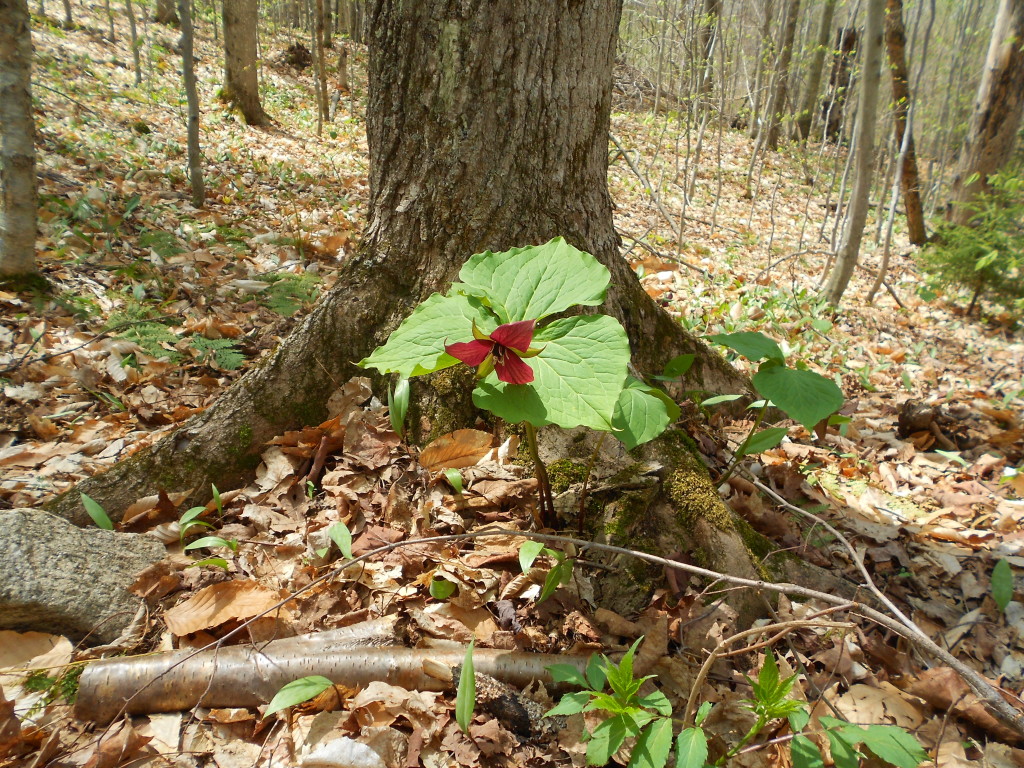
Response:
[[0, 508, 166, 644]]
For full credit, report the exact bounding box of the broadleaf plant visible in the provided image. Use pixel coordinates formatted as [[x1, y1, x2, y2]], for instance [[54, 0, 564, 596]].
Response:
[[360, 238, 680, 524]]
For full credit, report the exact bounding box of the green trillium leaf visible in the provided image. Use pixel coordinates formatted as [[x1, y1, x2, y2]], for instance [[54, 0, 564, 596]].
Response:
[[472, 315, 629, 430], [612, 377, 681, 450], [752, 364, 844, 431], [359, 292, 494, 377], [736, 426, 788, 458], [708, 331, 786, 364], [456, 237, 610, 324], [264, 676, 334, 718]]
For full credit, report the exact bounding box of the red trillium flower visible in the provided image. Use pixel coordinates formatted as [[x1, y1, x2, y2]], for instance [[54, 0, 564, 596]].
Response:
[[445, 319, 543, 384]]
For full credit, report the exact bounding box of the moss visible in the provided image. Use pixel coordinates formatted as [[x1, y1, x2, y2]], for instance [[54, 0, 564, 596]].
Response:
[[546, 459, 589, 494], [666, 453, 733, 530]]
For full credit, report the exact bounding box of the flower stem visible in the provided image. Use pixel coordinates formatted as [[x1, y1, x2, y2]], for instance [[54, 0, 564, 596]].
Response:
[[524, 422, 555, 527]]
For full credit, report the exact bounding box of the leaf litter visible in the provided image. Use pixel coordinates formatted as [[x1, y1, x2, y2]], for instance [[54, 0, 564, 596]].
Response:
[[1, 3, 1022, 767]]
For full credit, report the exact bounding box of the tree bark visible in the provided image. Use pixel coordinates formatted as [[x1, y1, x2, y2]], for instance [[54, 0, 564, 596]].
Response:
[[823, 26, 858, 142], [221, 0, 268, 125], [696, 0, 720, 99], [763, 0, 801, 150], [0, 0, 38, 280], [179, 0, 204, 207], [47, 0, 760, 618], [948, 0, 1024, 226], [823, 0, 885, 304], [884, 0, 926, 245], [154, 0, 178, 25], [795, 0, 836, 142], [125, 0, 142, 85]]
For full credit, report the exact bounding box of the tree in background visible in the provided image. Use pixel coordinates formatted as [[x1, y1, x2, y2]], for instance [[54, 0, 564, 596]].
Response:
[[762, 0, 800, 150], [0, 0, 37, 281], [221, 0, 268, 125], [948, 0, 1024, 226], [884, 0, 926, 245], [823, 0, 886, 304], [154, 0, 178, 26], [179, 0, 204, 207], [795, 0, 837, 142]]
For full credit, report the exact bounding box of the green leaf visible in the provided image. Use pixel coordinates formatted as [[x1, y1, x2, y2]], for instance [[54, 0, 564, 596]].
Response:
[[791, 734, 824, 768], [752, 364, 844, 431], [547, 663, 590, 688], [735, 427, 788, 458], [81, 493, 113, 530], [546, 690, 593, 716], [443, 467, 464, 494], [628, 717, 674, 768], [935, 449, 969, 467], [456, 640, 476, 733], [473, 315, 630, 431], [637, 690, 673, 717], [456, 237, 610, 323], [359, 292, 493, 377], [539, 560, 571, 603], [653, 353, 695, 380], [810, 318, 833, 333], [694, 701, 712, 725], [586, 655, 608, 691], [212, 484, 223, 515], [389, 376, 410, 437], [186, 557, 230, 570], [327, 521, 353, 560], [184, 535, 237, 552], [675, 727, 708, 768], [708, 331, 785, 364], [859, 725, 929, 768], [430, 576, 456, 600], [788, 708, 810, 731], [179, 506, 207, 526], [264, 676, 333, 717], [992, 559, 1014, 612], [700, 394, 743, 406], [519, 540, 545, 571], [612, 377, 681, 450], [826, 730, 862, 768], [588, 713, 645, 767]]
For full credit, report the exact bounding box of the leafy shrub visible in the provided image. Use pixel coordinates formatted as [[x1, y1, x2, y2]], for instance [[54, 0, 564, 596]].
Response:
[[920, 167, 1024, 316]]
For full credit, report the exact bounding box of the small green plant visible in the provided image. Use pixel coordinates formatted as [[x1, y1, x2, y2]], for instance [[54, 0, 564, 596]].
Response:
[[360, 238, 680, 525], [920, 167, 1024, 316], [264, 273, 322, 315], [182, 486, 237, 570], [456, 640, 476, 733], [81, 492, 114, 529], [702, 332, 843, 480], [190, 336, 246, 370], [264, 675, 334, 718], [519, 540, 574, 603], [547, 637, 674, 768], [992, 558, 1014, 613]]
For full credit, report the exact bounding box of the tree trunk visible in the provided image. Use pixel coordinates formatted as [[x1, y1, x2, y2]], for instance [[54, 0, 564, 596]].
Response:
[[696, 0, 720, 99], [948, 0, 1024, 226], [179, 0, 204, 207], [46, 0, 762, 619], [0, 0, 38, 280], [221, 0, 268, 125], [823, 0, 885, 304], [884, 0, 926, 245], [313, 0, 328, 131], [154, 0, 178, 25], [763, 0, 801, 150], [125, 0, 142, 85], [795, 0, 836, 142], [824, 26, 858, 142]]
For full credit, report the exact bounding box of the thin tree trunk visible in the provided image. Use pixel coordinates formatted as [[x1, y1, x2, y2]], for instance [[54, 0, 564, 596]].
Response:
[[696, 0, 720, 99], [823, 0, 886, 304], [884, 0, 926, 244], [221, 0, 268, 125], [763, 0, 801, 150], [0, 0, 38, 280], [313, 0, 328, 133], [179, 0, 204, 207], [948, 0, 1024, 226], [103, 0, 115, 39], [125, 0, 142, 85], [61, 0, 71, 26], [796, 0, 836, 141], [748, 0, 775, 137]]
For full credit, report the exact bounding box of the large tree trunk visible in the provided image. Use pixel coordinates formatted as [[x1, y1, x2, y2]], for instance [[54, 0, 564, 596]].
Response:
[[220, 0, 268, 125], [795, 0, 836, 142], [46, 0, 762, 619], [884, 0, 926, 245], [762, 0, 800, 150], [822, 0, 885, 304], [0, 0, 37, 280], [948, 0, 1024, 226]]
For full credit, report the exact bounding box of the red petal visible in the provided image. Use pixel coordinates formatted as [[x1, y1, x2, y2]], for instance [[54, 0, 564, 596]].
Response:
[[495, 352, 534, 384], [445, 339, 494, 366], [490, 320, 535, 352]]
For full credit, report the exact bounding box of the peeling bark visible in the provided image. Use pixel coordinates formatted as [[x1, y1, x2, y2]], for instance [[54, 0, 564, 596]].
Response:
[[46, 0, 751, 530]]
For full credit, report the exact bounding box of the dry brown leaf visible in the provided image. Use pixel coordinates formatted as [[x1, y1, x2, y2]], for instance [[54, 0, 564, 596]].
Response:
[[419, 429, 494, 471], [163, 580, 289, 636], [904, 667, 1024, 744]]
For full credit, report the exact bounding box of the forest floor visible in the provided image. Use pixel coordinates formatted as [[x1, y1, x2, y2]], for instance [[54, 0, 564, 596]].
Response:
[[1, 4, 1023, 768]]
